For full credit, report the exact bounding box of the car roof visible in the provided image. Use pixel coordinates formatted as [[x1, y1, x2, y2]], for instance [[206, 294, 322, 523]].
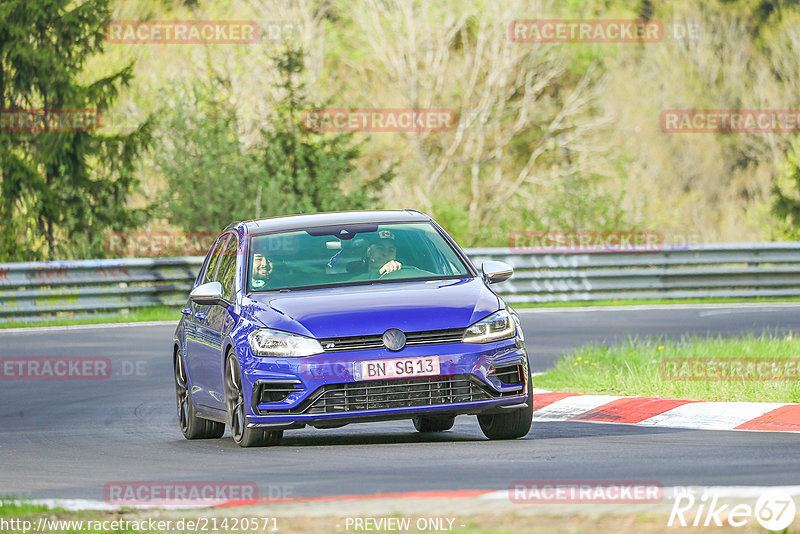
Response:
[[227, 209, 432, 236]]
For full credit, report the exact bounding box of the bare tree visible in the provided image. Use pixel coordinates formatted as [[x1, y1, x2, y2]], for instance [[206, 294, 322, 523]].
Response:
[[339, 0, 608, 243]]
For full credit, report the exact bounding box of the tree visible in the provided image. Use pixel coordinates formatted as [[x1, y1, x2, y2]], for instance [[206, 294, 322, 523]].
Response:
[[337, 0, 610, 245], [772, 143, 800, 239], [157, 45, 393, 235], [154, 78, 269, 233], [0, 0, 151, 261], [260, 46, 393, 215]]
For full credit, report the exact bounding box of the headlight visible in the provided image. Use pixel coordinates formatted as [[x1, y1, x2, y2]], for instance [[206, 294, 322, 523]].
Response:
[[508, 306, 524, 342], [248, 328, 324, 357], [463, 310, 516, 343]]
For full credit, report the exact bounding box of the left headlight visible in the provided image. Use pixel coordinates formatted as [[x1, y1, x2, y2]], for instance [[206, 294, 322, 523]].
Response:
[[462, 309, 516, 343], [248, 328, 324, 357]]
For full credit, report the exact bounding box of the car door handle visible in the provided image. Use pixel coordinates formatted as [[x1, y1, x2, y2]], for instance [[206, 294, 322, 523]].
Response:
[[181, 308, 192, 316], [195, 312, 206, 321]]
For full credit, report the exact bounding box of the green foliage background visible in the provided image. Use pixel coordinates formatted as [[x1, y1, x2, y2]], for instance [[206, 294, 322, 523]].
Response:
[[4, 0, 800, 259], [0, 0, 151, 261]]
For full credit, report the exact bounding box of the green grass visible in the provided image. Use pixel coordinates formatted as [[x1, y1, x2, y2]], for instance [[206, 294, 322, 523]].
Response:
[[0, 499, 147, 534], [534, 333, 800, 402], [0, 306, 180, 329], [0, 496, 797, 534], [0, 499, 53, 517], [514, 296, 800, 308]]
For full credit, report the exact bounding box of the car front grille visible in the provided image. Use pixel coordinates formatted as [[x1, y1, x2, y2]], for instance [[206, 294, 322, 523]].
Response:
[[292, 374, 502, 414], [318, 327, 466, 352]]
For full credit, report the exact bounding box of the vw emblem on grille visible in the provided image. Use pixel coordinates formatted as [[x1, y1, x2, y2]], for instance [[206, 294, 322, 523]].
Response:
[[382, 328, 406, 351]]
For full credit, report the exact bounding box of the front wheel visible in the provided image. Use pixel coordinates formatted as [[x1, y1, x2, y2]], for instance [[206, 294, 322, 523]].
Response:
[[174, 352, 224, 439], [225, 351, 283, 447], [477, 365, 533, 440]]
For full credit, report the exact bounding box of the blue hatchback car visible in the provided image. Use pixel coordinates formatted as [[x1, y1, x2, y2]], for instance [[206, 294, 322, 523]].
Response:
[[173, 210, 532, 447]]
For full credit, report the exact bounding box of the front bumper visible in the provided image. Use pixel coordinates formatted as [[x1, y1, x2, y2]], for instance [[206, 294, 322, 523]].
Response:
[[237, 338, 530, 428]]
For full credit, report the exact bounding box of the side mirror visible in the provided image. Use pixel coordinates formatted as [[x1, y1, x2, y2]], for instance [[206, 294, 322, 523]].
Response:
[[482, 261, 513, 285], [190, 281, 230, 306]]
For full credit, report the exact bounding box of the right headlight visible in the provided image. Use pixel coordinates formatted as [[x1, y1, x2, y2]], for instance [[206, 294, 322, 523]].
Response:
[[248, 328, 324, 357], [462, 309, 516, 343], [508, 306, 523, 342]]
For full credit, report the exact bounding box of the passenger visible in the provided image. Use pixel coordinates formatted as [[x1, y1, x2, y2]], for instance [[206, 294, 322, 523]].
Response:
[[250, 252, 273, 289]]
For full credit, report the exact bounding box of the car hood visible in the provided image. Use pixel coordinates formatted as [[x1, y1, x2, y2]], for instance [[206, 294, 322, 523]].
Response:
[[242, 278, 500, 338]]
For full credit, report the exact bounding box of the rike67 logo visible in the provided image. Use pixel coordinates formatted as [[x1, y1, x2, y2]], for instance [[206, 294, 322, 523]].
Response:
[[669, 488, 796, 529]]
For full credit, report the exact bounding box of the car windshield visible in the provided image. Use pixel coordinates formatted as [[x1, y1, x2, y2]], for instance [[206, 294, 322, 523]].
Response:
[[247, 222, 471, 292]]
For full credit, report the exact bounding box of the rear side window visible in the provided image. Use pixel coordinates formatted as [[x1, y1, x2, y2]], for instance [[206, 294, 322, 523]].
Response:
[[202, 235, 229, 285], [216, 236, 239, 301]]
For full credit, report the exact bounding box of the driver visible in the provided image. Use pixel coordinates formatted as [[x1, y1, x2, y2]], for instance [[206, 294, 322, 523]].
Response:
[[366, 230, 402, 277], [250, 252, 273, 289]]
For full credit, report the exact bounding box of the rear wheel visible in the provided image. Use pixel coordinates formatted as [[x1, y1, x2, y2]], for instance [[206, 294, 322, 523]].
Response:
[[413, 415, 455, 432], [225, 351, 283, 447], [174, 352, 224, 439], [478, 363, 533, 440]]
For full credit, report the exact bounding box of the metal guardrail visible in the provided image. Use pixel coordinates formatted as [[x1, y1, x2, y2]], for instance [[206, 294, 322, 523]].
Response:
[[1, 243, 800, 322], [474, 242, 800, 303], [0, 257, 203, 322]]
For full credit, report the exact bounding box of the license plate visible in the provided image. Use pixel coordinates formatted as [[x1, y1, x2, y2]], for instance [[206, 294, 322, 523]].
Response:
[[353, 356, 440, 381]]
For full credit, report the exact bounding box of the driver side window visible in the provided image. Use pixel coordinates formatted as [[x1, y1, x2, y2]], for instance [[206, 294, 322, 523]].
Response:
[[216, 236, 239, 301], [202, 235, 229, 286]]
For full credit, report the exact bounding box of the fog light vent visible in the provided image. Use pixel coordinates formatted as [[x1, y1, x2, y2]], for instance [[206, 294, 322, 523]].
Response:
[[256, 380, 304, 403], [491, 363, 524, 386]]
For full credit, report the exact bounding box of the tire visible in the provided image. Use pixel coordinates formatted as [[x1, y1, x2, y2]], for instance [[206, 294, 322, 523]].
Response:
[[225, 351, 283, 447], [477, 363, 533, 440], [174, 352, 224, 439], [413, 415, 455, 432]]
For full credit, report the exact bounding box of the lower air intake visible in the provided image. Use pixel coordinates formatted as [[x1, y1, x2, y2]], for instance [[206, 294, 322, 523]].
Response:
[[295, 374, 497, 414]]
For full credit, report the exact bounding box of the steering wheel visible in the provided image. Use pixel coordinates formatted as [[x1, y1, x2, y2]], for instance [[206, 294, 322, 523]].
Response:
[[379, 266, 436, 279]]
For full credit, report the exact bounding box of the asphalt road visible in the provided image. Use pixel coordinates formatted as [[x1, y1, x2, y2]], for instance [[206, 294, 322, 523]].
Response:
[[1, 304, 800, 501]]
